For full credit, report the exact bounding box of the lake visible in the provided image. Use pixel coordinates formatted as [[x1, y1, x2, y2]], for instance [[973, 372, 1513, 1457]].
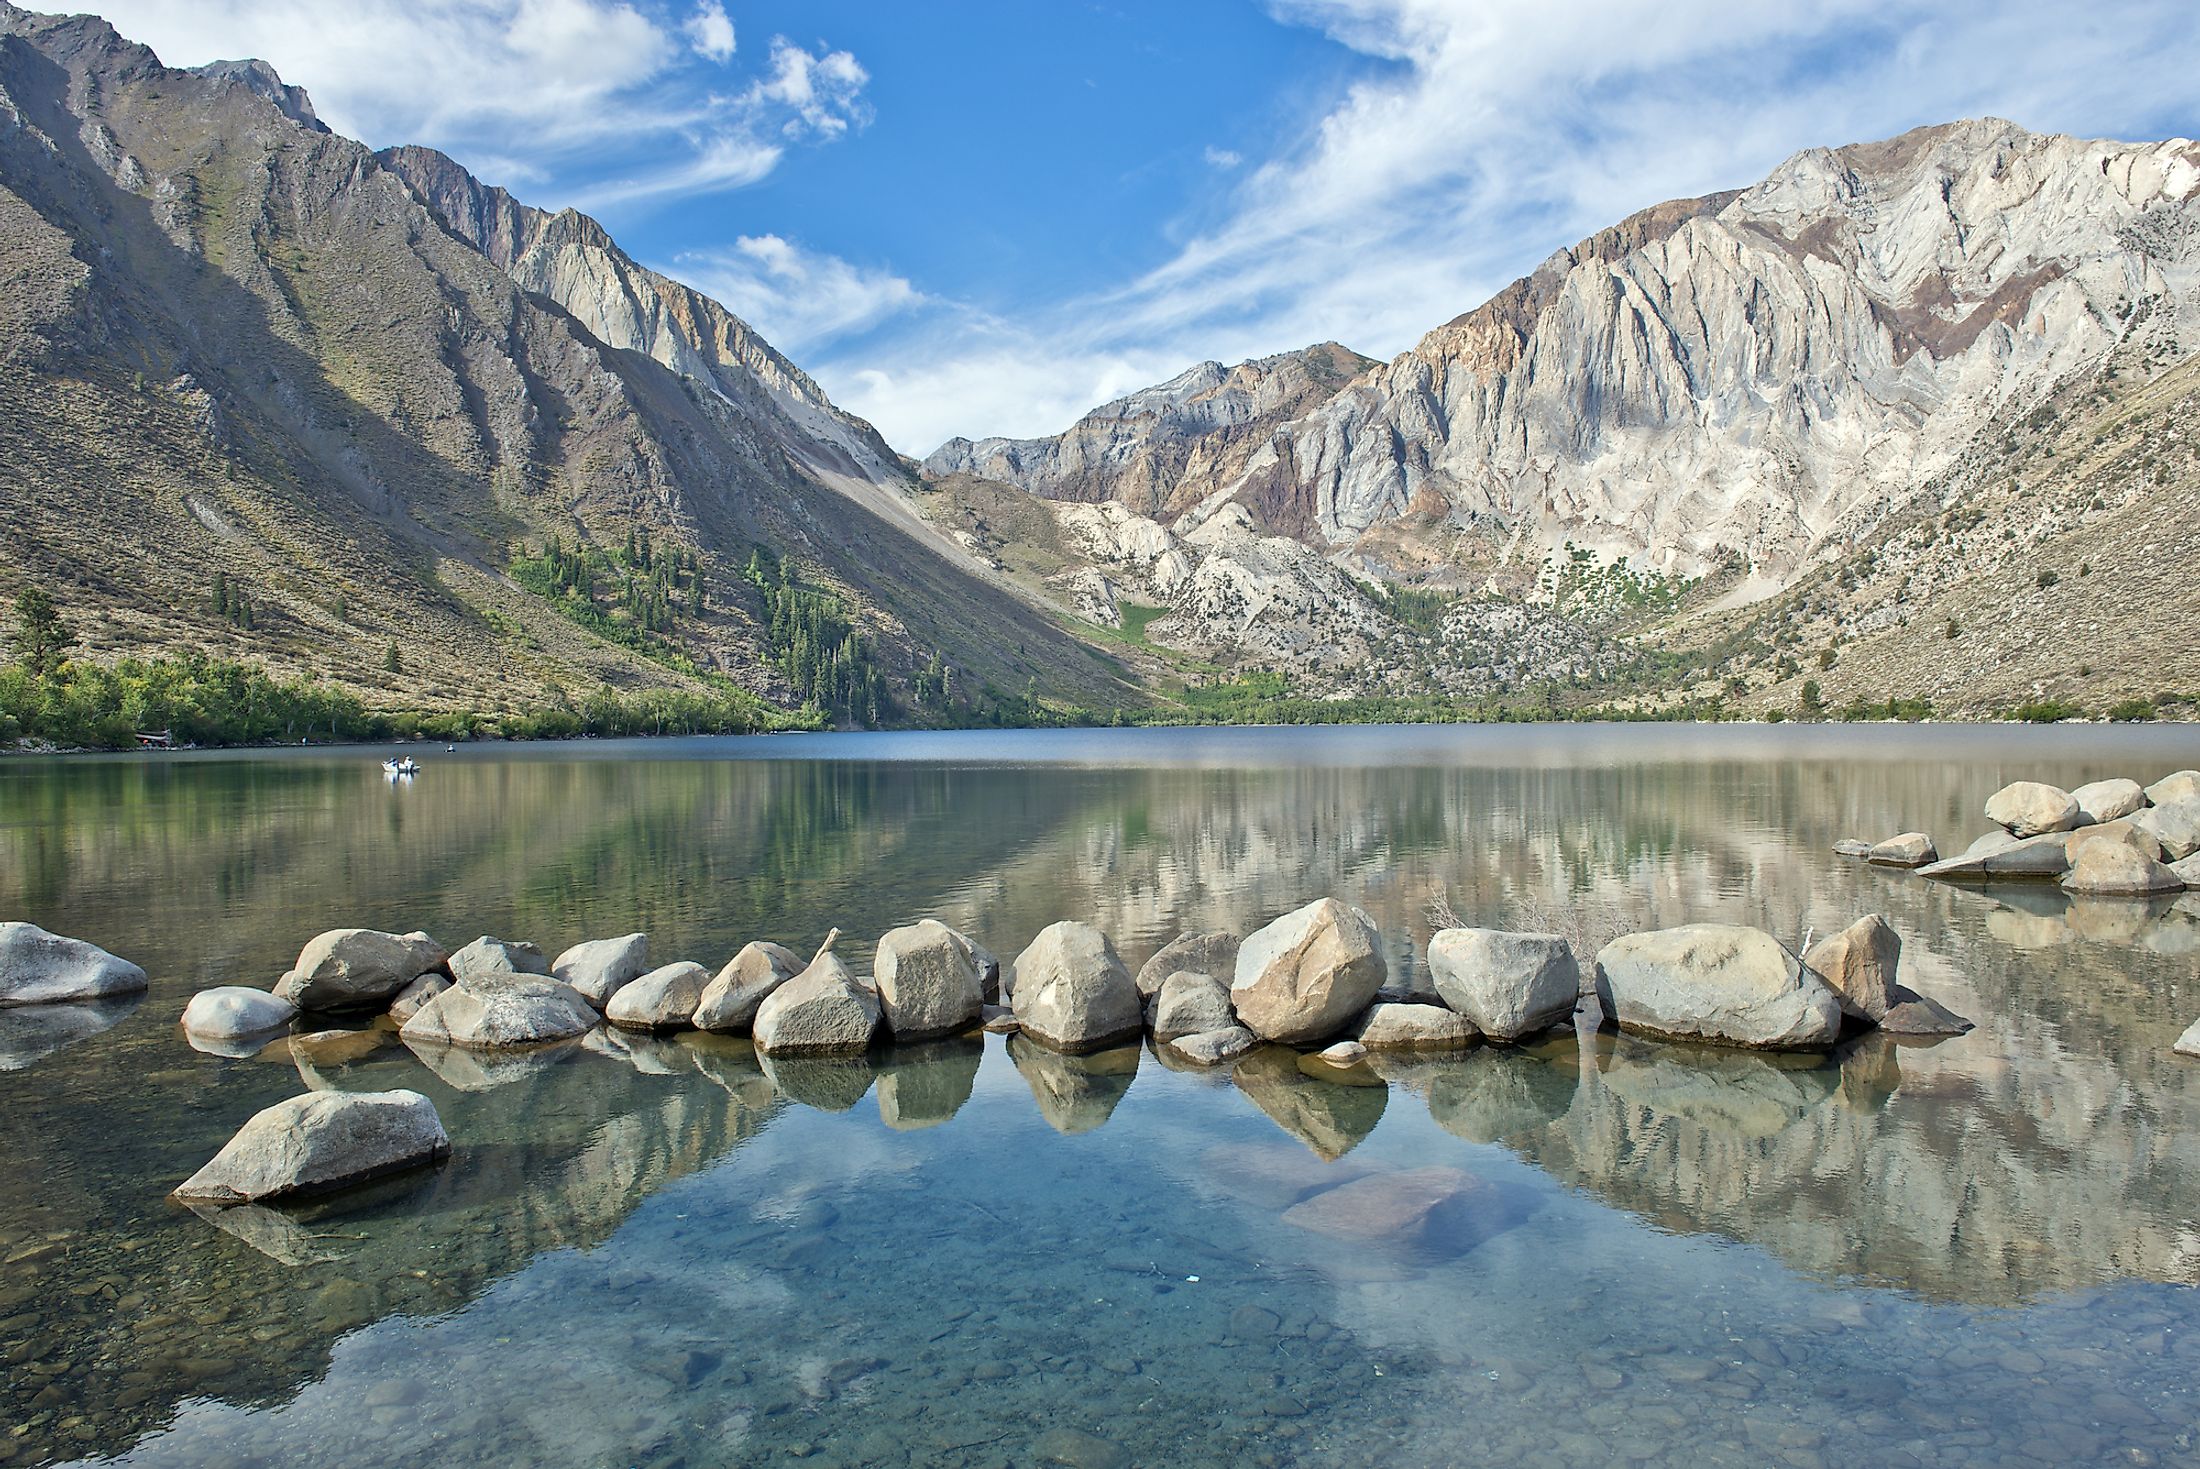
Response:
[[4, 723, 2200, 1468]]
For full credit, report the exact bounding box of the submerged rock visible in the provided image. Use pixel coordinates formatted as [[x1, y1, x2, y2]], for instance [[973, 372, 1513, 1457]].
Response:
[[550, 932, 650, 1008], [1802, 915, 1900, 1024], [1133, 930, 1240, 1006], [181, 986, 297, 1040], [1426, 928, 1578, 1042], [274, 929, 445, 1012], [1593, 925, 1841, 1050], [1866, 833, 1937, 868], [2071, 778, 2146, 825], [1831, 839, 1873, 858], [171, 1089, 449, 1205], [1350, 1001, 1476, 1052], [448, 936, 550, 983], [397, 972, 598, 1049], [2061, 840, 2185, 897], [1010, 922, 1141, 1053], [753, 942, 880, 1056], [1984, 781, 2081, 838], [692, 941, 803, 1033], [605, 961, 710, 1030], [1163, 1025, 1257, 1067], [1231, 899, 1387, 1044], [1280, 1165, 1487, 1246], [1149, 971, 1235, 1043], [0, 922, 149, 1007], [873, 919, 984, 1040]]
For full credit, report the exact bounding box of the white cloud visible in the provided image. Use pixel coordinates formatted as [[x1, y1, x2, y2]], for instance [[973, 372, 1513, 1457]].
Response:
[[745, 36, 871, 140], [668, 236, 923, 351], [682, 0, 734, 63], [1203, 146, 1243, 169]]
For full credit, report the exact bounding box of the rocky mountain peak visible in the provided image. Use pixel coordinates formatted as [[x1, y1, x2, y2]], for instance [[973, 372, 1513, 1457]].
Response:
[[189, 58, 325, 133]]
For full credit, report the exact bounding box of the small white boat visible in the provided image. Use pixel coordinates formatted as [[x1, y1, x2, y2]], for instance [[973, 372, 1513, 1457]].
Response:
[[381, 756, 420, 777]]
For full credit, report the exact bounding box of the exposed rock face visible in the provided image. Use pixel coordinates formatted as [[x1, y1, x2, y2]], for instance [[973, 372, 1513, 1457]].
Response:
[[2134, 798, 2200, 861], [1803, 915, 1901, 1024], [1149, 972, 1236, 1044], [171, 1090, 449, 1205], [605, 961, 710, 1031], [448, 936, 550, 983], [1350, 1002, 1476, 1052], [386, 973, 450, 1023], [550, 934, 649, 1008], [944, 928, 1003, 1005], [1425, 929, 1578, 1042], [692, 941, 803, 1033], [0, 924, 149, 1007], [2062, 841, 2186, 896], [1593, 925, 1842, 1050], [1010, 922, 1142, 1053], [2071, 779, 2147, 825], [751, 954, 880, 1057], [1985, 782, 2082, 838], [1134, 931, 1241, 1004], [2146, 771, 2200, 807], [274, 930, 445, 1013], [397, 973, 598, 1050], [873, 920, 984, 1040], [1867, 833, 1938, 868], [180, 987, 296, 1039], [1164, 1026, 1258, 1067], [1231, 900, 1387, 1044]]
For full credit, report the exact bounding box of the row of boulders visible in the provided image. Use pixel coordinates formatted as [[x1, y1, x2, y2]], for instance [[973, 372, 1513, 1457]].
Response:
[[1845, 771, 2200, 896]]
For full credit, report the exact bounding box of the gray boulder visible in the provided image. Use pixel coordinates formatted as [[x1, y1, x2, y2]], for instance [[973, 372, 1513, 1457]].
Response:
[[1010, 921, 1141, 1053], [605, 961, 711, 1030], [1350, 1001, 1476, 1052], [693, 941, 803, 1032], [274, 929, 446, 1012], [397, 971, 598, 1049], [981, 1004, 1021, 1035], [1918, 830, 2072, 880], [1149, 971, 1235, 1043], [2134, 797, 2200, 861], [448, 936, 550, 983], [2172, 853, 2200, 887], [753, 945, 880, 1057], [550, 932, 650, 1008], [2176, 1018, 2200, 1058], [874, 919, 984, 1040], [2061, 840, 2185, 896], [181, 987, 297, 1040], [1231, 899, 1387, 1044], [2066, 819, 2163, 862], [1802, 915, 1900, 1024], [1592, 925, 1841, 1050], [171, 1089, 449, 1205], [1984, 781, 2081, 837], [1426, 928, 1579, 1042], [1867, 833, 1937, 868], [1879, 986, 1974, 1037], [2072, 778, 2146, 825], [945, 928, 1003, 1004], [2147, 770, 2200, 807], [1134, 931, 1240, 1005], [1831, 839, 1873, 858], [386, 973, 450, 1023], [0, 923, 149, 1007], [1164, 1026, 1258, 1067]]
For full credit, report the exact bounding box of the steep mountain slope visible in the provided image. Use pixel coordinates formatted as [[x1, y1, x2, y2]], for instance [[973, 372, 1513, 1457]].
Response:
[[0, 3, 1125, 721]]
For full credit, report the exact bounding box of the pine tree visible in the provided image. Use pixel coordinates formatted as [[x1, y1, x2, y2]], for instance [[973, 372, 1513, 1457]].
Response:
[[12, 588, 74, 677], [385, 641, 401, 674]]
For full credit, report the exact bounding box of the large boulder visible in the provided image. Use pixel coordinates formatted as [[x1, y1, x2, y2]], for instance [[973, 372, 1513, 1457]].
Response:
[[1133, 931, 1240, 1005], [1425, 929, 1578, 1042], [874, 920, 984, 1040], [397, 972, 598, 1049], [387, 973, 450, 1023], [2134, 798, 2200, 861], [1917, 831, 2071, 881], [753, 947, 880, 1056], [1878, 987, 1974, 1037], [605, 961, 711, 1030], [1231, 900, 1387, 1044], [2172, 853, 2200, 888], [1010, 922, 1141, 1053], [1350, 1002, 1476, 1053], [693, 941, 803, 1032], [1985, 781, 2082, 837], [0, 923, 149, 1007], [1866, 833, 1937, 868], [2147, 770, 2200, 807], [2065, 819, 2163, 862], [1802, 915, 1900, 1024], [181, 987, 297, 1040], [274, 929, 445, 1012], [2071, 778, 2147, 825], [2061, 840, 2186, 897], [171, 1090, 449, 1205], [550, 932, 650, 1009], [1149, 971, 1236, 1043], [1592, 925, 1841, 1050], [448, 936, 550, 983], [944, 928, 1002, 1005]]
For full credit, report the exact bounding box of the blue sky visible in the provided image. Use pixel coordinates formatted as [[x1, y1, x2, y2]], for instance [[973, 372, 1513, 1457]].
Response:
[[76, 1, 2200, 453]]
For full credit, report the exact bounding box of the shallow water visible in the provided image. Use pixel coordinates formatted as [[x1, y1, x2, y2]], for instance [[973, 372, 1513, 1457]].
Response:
[[5, 724, 2200, 1467]]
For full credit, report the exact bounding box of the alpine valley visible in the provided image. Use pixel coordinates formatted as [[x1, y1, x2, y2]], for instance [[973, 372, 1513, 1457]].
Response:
[[5, 2, 2198, 732]]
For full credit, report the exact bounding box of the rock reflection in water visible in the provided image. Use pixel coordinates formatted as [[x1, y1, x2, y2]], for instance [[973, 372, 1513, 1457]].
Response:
[[0, 994, 139, 1070], [1008, 1034, 1139, 1133], [1233, 1044, 1387, 1159], [875, 1036, 982, 1129], [757, 1048, 877, 1111]]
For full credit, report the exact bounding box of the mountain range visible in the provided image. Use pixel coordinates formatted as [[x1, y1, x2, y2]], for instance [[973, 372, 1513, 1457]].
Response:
[[3, 2, 2195, 725]]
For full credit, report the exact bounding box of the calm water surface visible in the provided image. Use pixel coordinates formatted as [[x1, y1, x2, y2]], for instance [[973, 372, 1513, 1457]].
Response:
[[5, 724, 2200, 1468]]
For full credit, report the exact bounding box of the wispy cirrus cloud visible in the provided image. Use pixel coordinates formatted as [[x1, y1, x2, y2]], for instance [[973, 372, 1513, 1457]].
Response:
[[669, 235, 922, 352]]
